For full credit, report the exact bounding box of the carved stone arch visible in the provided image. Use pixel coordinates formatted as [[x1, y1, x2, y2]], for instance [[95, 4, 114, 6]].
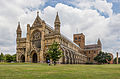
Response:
[[21, 54, 25, 62], [18, 52, 24, 61], [30, 50, 38, 63], [18, 53, 25, 62], [30, 50, 36, 56]]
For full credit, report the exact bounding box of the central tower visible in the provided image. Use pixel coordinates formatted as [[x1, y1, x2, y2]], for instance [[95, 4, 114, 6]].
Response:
[[73, 33, 85, 49]]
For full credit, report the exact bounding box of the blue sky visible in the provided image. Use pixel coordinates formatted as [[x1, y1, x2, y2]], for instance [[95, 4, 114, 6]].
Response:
[[42, 0, 120, 16], [107, 0, 120, 14], [0, 0, 120, 57]]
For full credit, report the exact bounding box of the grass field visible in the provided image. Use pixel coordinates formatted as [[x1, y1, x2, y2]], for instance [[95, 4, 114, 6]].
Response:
[[0, 63, 120, 79]]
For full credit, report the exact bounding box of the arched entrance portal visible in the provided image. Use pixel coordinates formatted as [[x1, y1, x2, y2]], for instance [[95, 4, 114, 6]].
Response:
[[32, 53, 37, 63], [21, 55, 25, 62]]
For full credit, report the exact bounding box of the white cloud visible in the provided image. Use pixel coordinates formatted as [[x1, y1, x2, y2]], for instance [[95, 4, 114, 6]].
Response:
[[93, 0, 113, 17], [41, 3, 120, 57], [70, 0, 113, 17], [0, 0, 47, 54], [0, 0, 120, 58], [42, 3, 110, 43]]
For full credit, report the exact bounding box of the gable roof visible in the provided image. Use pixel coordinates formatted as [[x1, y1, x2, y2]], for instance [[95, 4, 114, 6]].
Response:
[[32, 12, 42, 27]]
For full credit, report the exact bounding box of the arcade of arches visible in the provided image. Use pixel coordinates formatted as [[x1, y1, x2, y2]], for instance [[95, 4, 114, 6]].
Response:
[[61, 45, 87, 64], [16, 11, 101, 64]]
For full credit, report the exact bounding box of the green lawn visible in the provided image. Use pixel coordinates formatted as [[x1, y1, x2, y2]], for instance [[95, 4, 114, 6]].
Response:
[[0, 63, 120, 79]]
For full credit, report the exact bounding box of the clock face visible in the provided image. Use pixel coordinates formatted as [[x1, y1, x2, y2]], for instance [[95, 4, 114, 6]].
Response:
[[32, 31, 41, 48]]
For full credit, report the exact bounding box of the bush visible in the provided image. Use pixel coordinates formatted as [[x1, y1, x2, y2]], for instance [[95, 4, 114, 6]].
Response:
[[94, 51, 112, 64]]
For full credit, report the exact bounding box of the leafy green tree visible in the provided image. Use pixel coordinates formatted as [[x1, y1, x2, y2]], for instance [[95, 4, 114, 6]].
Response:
[[113, 57, 120, 64], [94, 51, 112, 64], [47, 42, 63, 65], [5, 54, 13, 62], [0, 55, 1, 62], [12, 54, 16, 62], [0, 53, 4, 62]]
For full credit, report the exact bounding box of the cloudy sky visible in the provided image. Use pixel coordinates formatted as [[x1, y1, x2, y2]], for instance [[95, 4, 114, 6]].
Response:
[[0, 0, 120, 57]]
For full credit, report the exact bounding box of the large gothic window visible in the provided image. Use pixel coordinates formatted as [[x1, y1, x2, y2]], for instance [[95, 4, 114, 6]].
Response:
[[32, 31, 41, 48]]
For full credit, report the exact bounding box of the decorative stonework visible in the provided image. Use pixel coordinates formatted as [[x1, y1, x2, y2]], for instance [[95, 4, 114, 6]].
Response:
[[16, 12, 101, 64]]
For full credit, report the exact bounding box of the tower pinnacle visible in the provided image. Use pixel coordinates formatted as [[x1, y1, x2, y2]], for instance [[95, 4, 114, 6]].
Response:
[[17, 22, 21, 32], [97, 38, 101, 46], [54, 12, 60, 24], [54, 12, 61, 33], [37, 11, 39, 16], [17, 22, 22, 38]]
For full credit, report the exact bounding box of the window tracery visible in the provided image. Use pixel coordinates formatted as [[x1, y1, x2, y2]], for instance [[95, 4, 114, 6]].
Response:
[[32, 31, 41, 48]]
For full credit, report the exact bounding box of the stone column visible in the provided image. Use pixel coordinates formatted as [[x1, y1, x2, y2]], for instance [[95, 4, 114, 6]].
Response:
[[25, 52, 28, 62], [67, 52, 70, 64], [64, 52, 67, 64], [37, 53, 40, 63], [71, 53, 73, 64], [16, 52, 18, 62], [117, 52, 118, 64]]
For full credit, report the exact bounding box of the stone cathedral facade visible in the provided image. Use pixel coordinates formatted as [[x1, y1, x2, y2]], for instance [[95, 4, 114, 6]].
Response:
[[16, 12, 101, 64]]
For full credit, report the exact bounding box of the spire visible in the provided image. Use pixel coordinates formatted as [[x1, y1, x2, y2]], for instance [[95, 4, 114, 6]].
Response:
[[97, 38, 101, 45], [36, 11, 40, 19], [16, 22, 22, 38], [54, 12, 60, 24], [17, 22, 21, 32], [54, 12, 61, 33], [37, 11, 39, 16]]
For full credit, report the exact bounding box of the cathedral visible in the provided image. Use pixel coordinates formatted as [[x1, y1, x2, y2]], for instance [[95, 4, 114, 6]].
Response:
[[16, 11, 102, 64]]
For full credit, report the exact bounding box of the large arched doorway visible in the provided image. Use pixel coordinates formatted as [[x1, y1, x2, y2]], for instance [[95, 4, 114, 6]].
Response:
[[21, 55, 25, 62], [32, 53, 37, 63]]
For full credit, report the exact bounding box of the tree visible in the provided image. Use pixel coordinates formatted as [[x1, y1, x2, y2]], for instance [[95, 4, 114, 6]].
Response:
[[0, 55, 1, 62], [113, 57, 120, 64], [47, 42, 63, 65], [94, 51, 112, 64], [12, 54, 16, 62], [5, 54, 13, 62], [0, 53, 4, 62]]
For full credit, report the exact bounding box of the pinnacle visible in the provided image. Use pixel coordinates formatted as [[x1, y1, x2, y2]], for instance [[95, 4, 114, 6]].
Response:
[[55, 12, 60, 23], [17, 22, 21, 32], [97, 38, 101, 45], [37, 11, 39, 16]]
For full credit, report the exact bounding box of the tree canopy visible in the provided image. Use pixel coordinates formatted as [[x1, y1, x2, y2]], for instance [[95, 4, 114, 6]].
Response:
[[0, 53, 4, 62], [94, 51, 112, 64], [0, 53, 16, 62], [47, 42, 63, 65], [113, 57, 120, 64]]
